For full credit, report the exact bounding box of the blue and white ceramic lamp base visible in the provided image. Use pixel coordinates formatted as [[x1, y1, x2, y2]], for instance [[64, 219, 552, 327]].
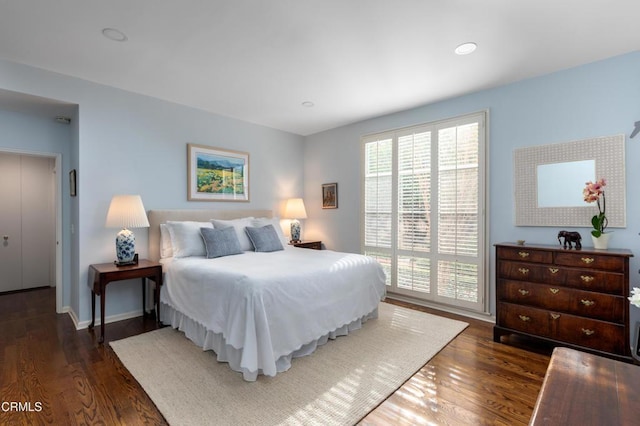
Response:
[[115, 228, 136, 263], [290, 219, 301, 243]]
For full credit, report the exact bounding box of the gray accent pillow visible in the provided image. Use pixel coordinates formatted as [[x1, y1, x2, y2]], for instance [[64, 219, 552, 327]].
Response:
[[200, 226, 244, 259], [251, 217, 288, 246], [245, 225, 284, 252]]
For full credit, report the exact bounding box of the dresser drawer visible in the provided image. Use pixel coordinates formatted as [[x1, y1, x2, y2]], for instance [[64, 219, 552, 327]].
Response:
[[498, 261, 564, 283], [555, 314, 626, 354], [555, 252, 625, 272], [499, 261, 625, 295], [497, 302, 552, 337], [563, 269, 625, 295], [496, 246, 552, 264], [498, 280, 624, 323]]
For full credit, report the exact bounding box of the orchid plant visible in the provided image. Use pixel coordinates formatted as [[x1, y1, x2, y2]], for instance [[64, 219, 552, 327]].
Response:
[[629, 287, 640, 309], [583, 178, 607, 238]]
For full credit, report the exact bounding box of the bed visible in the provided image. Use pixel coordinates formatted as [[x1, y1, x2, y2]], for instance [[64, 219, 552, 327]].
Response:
[[148, 209, 387, 381]]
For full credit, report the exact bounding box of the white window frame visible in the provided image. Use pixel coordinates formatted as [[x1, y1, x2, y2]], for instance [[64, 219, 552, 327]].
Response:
[[361, 111, 488, 313]]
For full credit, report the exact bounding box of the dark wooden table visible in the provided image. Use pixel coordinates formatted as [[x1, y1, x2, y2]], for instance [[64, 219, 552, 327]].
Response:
[[88, 259, 162, 343], [530, 347, 640, 425], [292, 240, 322, 250]]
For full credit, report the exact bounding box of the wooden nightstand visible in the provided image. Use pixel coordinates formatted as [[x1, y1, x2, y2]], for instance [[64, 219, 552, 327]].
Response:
[[292, 240, 322, 250], [88, 259, 162, 343]]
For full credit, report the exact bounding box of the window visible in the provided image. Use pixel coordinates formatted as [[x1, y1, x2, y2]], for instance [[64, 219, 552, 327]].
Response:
[[362, 112, 486, 312]]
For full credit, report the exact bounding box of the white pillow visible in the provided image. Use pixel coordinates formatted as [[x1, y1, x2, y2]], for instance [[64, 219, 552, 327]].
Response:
[[166, 221, 213, 258], [251, 217, 288, 246], [159, 223, 174, 258], [211, 217, 254, 251]]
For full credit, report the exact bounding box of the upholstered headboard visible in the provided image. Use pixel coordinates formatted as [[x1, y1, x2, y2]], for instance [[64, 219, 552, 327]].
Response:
[[148, 209, 273, 262]]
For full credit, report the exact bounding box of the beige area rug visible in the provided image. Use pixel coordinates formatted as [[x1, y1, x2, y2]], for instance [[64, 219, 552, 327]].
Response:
[[111, 302, 468, 426]]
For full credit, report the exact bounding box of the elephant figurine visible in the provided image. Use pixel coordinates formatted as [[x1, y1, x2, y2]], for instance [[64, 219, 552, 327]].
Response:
[[557, 230, 582, 249]]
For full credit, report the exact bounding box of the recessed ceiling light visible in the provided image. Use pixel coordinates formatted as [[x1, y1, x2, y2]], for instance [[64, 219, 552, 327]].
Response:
[[102, 28, 128, 42], [455, 42, 477, 55], [301, 101, 315, 108]]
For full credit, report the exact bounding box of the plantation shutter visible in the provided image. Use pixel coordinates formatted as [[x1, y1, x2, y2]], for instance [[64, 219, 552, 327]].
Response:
[[362, 112, 486, 312], [435, 121, 481, 307], [363, 134, 393, 285], [397, 127, 431, 293]]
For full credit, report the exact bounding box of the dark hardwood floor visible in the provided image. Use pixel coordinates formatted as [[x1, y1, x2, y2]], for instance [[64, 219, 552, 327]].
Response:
[[0, 288, 551, 425]]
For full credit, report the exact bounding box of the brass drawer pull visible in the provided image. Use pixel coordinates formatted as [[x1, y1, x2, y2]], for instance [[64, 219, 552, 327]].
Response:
[[549, 288, 560, 294], [580, 275, 595, 283], [518, 289, 530, 296], [581, 328, 595, 336], [548, 268, 559, 274], [518, 268, 529, 275], [550, 313, 560, 320], [518, 315, 530, 322], [581, 299, 595, 307], [581, 257, 595, 264], [518, 251, 530, 258]]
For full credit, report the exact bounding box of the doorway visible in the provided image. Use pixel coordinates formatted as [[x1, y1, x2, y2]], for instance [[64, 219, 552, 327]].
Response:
[[0, 151, 61, 309]]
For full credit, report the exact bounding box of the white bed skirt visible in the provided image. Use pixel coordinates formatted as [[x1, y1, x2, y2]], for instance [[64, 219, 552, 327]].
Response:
[[160, 301, 379, 381]]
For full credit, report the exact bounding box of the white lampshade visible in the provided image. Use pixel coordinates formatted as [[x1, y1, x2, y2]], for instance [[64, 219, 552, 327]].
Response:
[[105, 195, 149, 264], [105, 195, 150, 229], [284, 198, 307, 220]]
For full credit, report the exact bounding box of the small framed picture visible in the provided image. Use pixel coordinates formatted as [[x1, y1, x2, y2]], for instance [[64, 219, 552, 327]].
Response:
[[322, 182, 338, 209], [69, 169, 77, 197], [187, 143, 249, 202]]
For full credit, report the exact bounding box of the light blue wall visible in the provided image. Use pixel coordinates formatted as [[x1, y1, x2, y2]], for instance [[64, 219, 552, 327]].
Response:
[[0, 59, 305, 325], [305, 51, 640, 325]]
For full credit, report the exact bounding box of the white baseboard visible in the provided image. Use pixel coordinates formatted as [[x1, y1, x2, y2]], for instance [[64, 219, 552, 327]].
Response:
[[66, 307, 80, 329], [74, 309, 145, 330], [387, 292, 496, 324]]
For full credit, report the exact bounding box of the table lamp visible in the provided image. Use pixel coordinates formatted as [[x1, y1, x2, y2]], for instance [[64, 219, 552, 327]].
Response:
[[105, 195, 150, 265], [284, 198, 307, 243]]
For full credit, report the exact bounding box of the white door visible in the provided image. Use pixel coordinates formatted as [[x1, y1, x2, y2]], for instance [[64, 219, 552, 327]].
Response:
[[0, 153, 55, 292], [0, 153, 22, 292], [21, 155, 55, 288]]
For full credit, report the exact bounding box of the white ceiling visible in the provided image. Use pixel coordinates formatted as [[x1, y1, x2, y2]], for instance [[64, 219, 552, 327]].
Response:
[[0, 1, 639, 135]]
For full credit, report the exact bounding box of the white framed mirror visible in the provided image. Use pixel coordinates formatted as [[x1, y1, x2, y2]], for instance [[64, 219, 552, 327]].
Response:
[[514, 134, 625, 227]]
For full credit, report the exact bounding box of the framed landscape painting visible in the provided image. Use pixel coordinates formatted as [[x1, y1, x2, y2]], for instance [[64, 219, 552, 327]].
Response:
[[187, 143, 249, 201]]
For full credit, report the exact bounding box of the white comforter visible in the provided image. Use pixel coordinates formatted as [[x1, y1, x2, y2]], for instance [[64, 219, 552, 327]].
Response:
[[160, 246, 386, 380]]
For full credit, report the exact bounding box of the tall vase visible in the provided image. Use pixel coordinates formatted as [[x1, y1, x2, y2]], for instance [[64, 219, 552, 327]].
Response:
[[591, 233, 611, 250]]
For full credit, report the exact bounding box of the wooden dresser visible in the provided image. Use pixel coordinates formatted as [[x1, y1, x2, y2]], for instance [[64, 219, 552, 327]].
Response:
[[494, 242, 633, 361]]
